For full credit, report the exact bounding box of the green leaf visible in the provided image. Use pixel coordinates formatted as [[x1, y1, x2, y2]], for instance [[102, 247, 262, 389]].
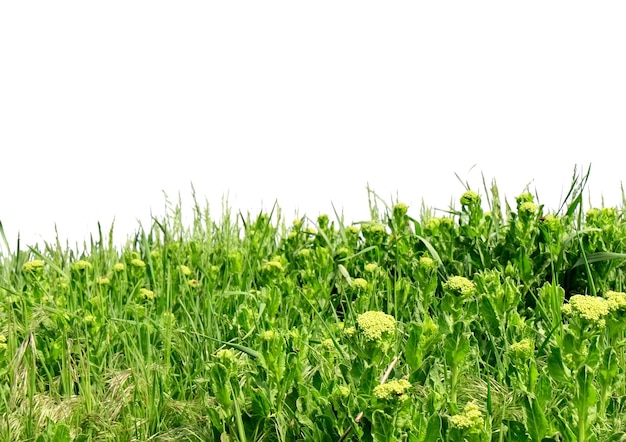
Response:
[[505, 420, 530, 441], [576, 365, 598, 409], [405, 323, 423, 371], [479, 296, 501, 337], [423, 414, 442, 441], [524, 396, 548, 442], [547, 347, 570, 383], [572, 252, 626, 268]]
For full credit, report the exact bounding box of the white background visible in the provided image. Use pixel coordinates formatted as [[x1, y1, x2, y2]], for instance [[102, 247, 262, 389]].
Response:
[[1, 2, 625, 249]]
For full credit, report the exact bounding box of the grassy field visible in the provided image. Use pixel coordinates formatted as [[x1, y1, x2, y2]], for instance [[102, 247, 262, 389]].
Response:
[[2, 170, 626, 441]]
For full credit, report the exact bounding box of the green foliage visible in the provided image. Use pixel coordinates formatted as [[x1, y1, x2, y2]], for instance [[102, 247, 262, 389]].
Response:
[[1, 171, 626, 440]]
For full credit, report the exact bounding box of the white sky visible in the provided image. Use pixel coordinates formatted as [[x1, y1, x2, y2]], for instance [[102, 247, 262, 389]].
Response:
[[1, 2, 625, 249]]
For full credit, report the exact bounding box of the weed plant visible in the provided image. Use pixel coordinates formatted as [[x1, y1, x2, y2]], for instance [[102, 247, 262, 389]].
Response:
[[2, 169, 626, 441]]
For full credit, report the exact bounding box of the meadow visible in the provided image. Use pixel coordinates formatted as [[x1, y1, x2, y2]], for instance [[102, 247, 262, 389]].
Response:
[[2, 170, 626, 441]]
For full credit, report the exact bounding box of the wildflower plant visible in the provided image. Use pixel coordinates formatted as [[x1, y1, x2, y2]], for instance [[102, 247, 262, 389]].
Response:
[[3, 171, 626, 440]]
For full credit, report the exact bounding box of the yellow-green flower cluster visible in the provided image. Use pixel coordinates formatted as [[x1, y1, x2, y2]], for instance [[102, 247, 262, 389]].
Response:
[[139, 288, 155, 300], [130, 258, 146, 269], [96, 276, 110, 285], [361, 222, 387, 242], [0, 334, 7, 351], [262, 259, 284, 274], [22, 260, 45, 273], [460, 190, 480, 206], [541, 214, 561, 232], [509, 339, 534, 360], [373, 379, 412, 401], [161, 311, 176, 327], [343, 326, 356, 337], [562, 294, 610, 326], [180, 265, 192, 276], [444, 276, 476, 297], [333, 385, 350, 399], [393, 202, 408, 218], [356, 311, 396, 342], [516, 192, 534, 205], [519, 201, 537, 217], [188, 279, 201, 288], [260, 330, 278, 342], [450, 403, 484, 430], [215, 348, 236, 364], [296, 248, 312, 260], [72, 260, 92, 271], [321, 338, 335, 351], [424, 217, 455, 233], [586, 207, 617, 227], [605, 290, 626, 312], [346, 225, 360, 236], [351, 278, 368, 291], [419, 256, 436, 271], [364, 262, 378, 273], [113, 263, 125, 272]]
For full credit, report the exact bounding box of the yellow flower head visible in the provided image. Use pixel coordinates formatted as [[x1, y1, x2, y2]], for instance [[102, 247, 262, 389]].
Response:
[[96, 276, 110, 285], [113, 263, 125, 272], [605, 290, 626, 312], [356, 311, 396, 342], [188, 279, 201, 288], [351, 278, 368, 291], [139, 288, 155, 300], [564, 294, 610, 326], [541, 214, 561, 232], [180, 265, 192, 276], [334, 385, 351, 398], [509, 339, 534, 360], [346, 225, 360, 236], [450, 402, 484, 430], [519, 201, 537, 217], [373, 379, 412, 401], [23, 260, 45, 273], [460, 190, 480, 207], [296, 248, 312, 260], [321, 338, 335, 351], [216, 348, 236, 363], [419, 256, 436, 271], [72, 260, 92, 271], [444, 276, 476, 297], [261, 330, 276, 341], [262, 259, 284, 274], [130, 258, 146, 269], [392, 202, 408, 218], [516, 192, 534, 205], [364, 262, 378, 273]]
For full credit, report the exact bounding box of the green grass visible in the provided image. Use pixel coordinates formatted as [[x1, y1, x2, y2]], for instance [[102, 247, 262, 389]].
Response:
[[2, 169, 626, 441]]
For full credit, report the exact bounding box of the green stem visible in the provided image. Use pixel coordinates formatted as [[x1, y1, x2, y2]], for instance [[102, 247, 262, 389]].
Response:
[[450, 363, 459, 405]]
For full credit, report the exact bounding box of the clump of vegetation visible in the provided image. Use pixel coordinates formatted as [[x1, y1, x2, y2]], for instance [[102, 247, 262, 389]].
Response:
[[1, 168, 626, 441]]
